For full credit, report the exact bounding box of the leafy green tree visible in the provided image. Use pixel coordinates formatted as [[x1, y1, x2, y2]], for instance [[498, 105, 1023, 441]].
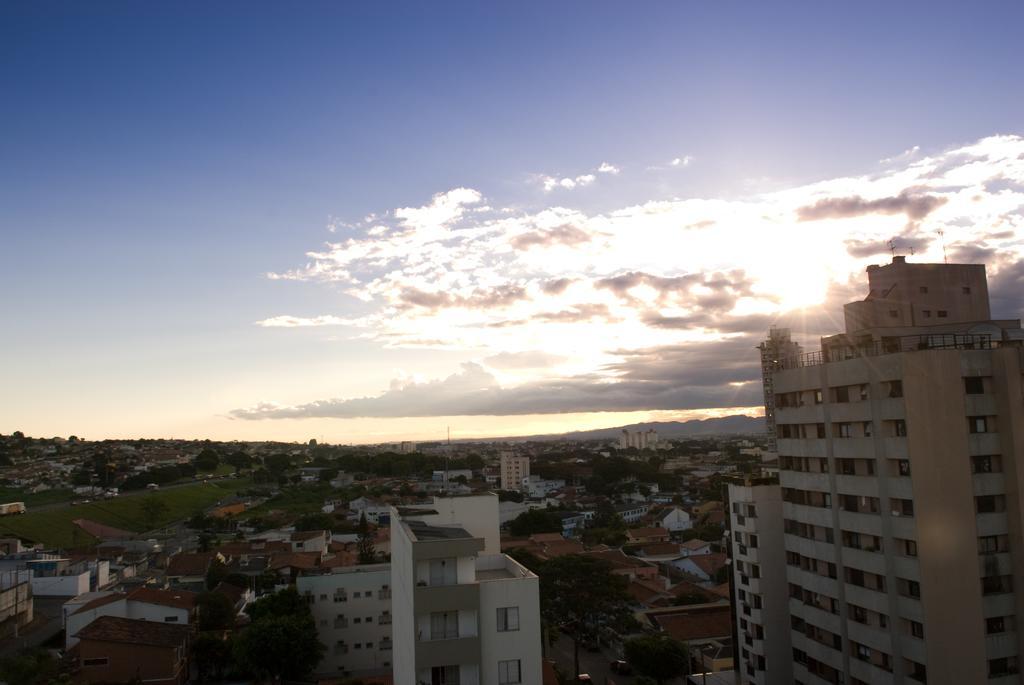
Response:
[[195, 449, 220, 472], [226, 451, 254, 471], [295, 512, 336, 531], [194, 634, 232, 681], [508, 509, 561, 536], [624, 634, 689, 683], [245, 586, 310, 622], [357, 513, 376, 564], [140, 496, 169, 529], [538, 554, 631, 681], [206, 559, 229, 590], [0, 649, 59, 685], [197, 591, 236, 630], [233, 614, 324, 682]]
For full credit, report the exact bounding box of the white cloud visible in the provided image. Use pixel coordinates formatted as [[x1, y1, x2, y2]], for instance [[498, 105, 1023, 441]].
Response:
[[246, 134, 1024, 419], [256, 315, 350, 327], [671, 156, 693, 167], [541, 173, 597, 192], [598, 162, 620, 174]]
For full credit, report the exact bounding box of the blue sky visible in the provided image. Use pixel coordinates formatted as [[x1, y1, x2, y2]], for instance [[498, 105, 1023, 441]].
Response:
[[2, 2, 1023, 442]]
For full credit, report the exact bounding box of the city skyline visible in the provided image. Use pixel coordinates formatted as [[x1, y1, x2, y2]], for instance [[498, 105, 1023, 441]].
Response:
[[3, 3, 1023, 443]]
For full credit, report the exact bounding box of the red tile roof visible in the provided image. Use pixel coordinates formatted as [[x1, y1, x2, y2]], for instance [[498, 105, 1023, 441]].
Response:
[[649, 604, 732, 642], [72, 593, 126, 615], [166, 552, 214, 577], [127, 587, 197, 610], [76, 615, 190, 648]]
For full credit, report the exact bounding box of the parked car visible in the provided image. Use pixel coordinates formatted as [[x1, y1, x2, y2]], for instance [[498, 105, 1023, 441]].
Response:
[[577, 676, 593, 683], [610, 660, 631, 674]]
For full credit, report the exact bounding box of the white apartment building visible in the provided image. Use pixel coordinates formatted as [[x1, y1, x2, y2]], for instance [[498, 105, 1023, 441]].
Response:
[[753, 257, 1024, 685], [499, 454, 530, 492], [392, 494, 542, 685], [297, 564, 393, 679], [618, 429, 659, 450], [728, 479, 792, 685]]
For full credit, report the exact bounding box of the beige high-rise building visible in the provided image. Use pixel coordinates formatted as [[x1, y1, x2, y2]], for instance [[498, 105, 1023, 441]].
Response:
[[499, 454, 530, 491], [743, 257, 1024, 685]]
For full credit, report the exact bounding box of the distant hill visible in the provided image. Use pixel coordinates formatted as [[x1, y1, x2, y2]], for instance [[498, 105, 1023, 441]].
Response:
[[509, 414, 766, 442]]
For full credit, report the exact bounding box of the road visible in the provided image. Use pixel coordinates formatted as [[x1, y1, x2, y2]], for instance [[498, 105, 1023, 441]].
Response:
[[548, 634, 637, 685]]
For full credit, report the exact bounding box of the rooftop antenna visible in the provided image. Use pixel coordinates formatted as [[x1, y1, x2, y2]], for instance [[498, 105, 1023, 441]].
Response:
[[937, 229, 948, 264], [888, 239, 897, 258]]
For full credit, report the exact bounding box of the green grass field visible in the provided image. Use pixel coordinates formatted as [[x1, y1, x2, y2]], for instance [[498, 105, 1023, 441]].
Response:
[[0, 478, 252, 549], [0, 488, 74, 508]]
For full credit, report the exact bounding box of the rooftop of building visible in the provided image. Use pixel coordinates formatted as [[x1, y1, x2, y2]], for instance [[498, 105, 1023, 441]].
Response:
[[75, 615, 190, 648], [403, 519, 474, 541]]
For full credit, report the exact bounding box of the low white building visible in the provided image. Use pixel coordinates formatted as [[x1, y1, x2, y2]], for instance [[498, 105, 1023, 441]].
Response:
[[615, 503, 649, 524], [297, 564, 393, 679], [654, 506, 693, 532], [521, 475, 565, 499], [392, 494, 542, 685]]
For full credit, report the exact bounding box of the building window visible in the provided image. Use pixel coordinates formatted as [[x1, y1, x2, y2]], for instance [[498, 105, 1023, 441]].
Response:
[[898, 578, 921, 599], [83, 658, 109, 667], [976, 495, 1006, 514], [814, 390, 823, 405], [971, 454, 1002, 473], [430, 611, 459, 640], [889, 309, 899, 318], [937, 310, 948, 318], [969, 416, 992, 433], [964, 377, 985, 394], [986, 616, 1009, 634], [989, 657, 1019, 678], [431, 665, 460, 684], [982, 575, 1014, 595], [498, 659, 522, 684], [919, 286, 929, 294], [497, 607, 520, 632], [887, 380, 903, 398], [921, 310, 931, 318], [896, 460, 911, 476], [164, 616, 179, 622], [963, 286, 972, 294], [979, 535, 1009, 554]]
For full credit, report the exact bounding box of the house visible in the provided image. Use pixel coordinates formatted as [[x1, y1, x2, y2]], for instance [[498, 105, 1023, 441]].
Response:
[[625, 527, 670, 545], [552, 511, 587, 537], [347, 497, 392, 525], [165, 552, 219, 590], [642, 603, 733, 654], [614, 503, 649, 524], [650, 506, 693, 532], [291, 529, 330, 554], [74, 615, 190, 685], [65, 587, 197, 649], [581, 549, 658, 582], [669, 552, 727, 582], [679, 539, 714, 557]]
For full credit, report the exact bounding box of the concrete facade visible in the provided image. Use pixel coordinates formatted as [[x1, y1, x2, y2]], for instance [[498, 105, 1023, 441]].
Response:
[[755, 258, 1024, 685], [297, 564, 393, 679], [392, 494, 542, 685]]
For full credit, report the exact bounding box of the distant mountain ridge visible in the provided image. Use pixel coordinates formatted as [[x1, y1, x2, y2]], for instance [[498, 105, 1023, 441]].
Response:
[[507, 414, 766, 441]]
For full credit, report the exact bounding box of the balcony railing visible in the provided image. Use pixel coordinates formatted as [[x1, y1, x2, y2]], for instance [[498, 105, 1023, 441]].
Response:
[[775, 333, 994, 370]]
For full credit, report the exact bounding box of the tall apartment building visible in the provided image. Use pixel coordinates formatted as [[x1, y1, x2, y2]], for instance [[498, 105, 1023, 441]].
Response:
[[391, 494, 542, 685], [297, 564, 393, 679], [747, 257, 1024, 685], [728, 478, 793, 685], [618, 429, 660, 450], [500, 454, 530, 492]]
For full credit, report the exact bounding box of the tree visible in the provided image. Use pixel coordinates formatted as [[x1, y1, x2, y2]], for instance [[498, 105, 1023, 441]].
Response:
[[508, 509, 561, 536], [538, 554, 631, 681], [194, 634, 232, 682], [197, 591, 236, 631], [357, 513, 376, 564], [195, 449, 220, 472], [0, 649, 59, 685], [206, 559, 229, 590], [226, 451, 254, 471], [245, 586, 310, 623], [140, 496, 169, 530], [294, 513, 335, 532], [624, 634, 689, 684], [235, 587, 324, 682], [233, 614, 324, 683]]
